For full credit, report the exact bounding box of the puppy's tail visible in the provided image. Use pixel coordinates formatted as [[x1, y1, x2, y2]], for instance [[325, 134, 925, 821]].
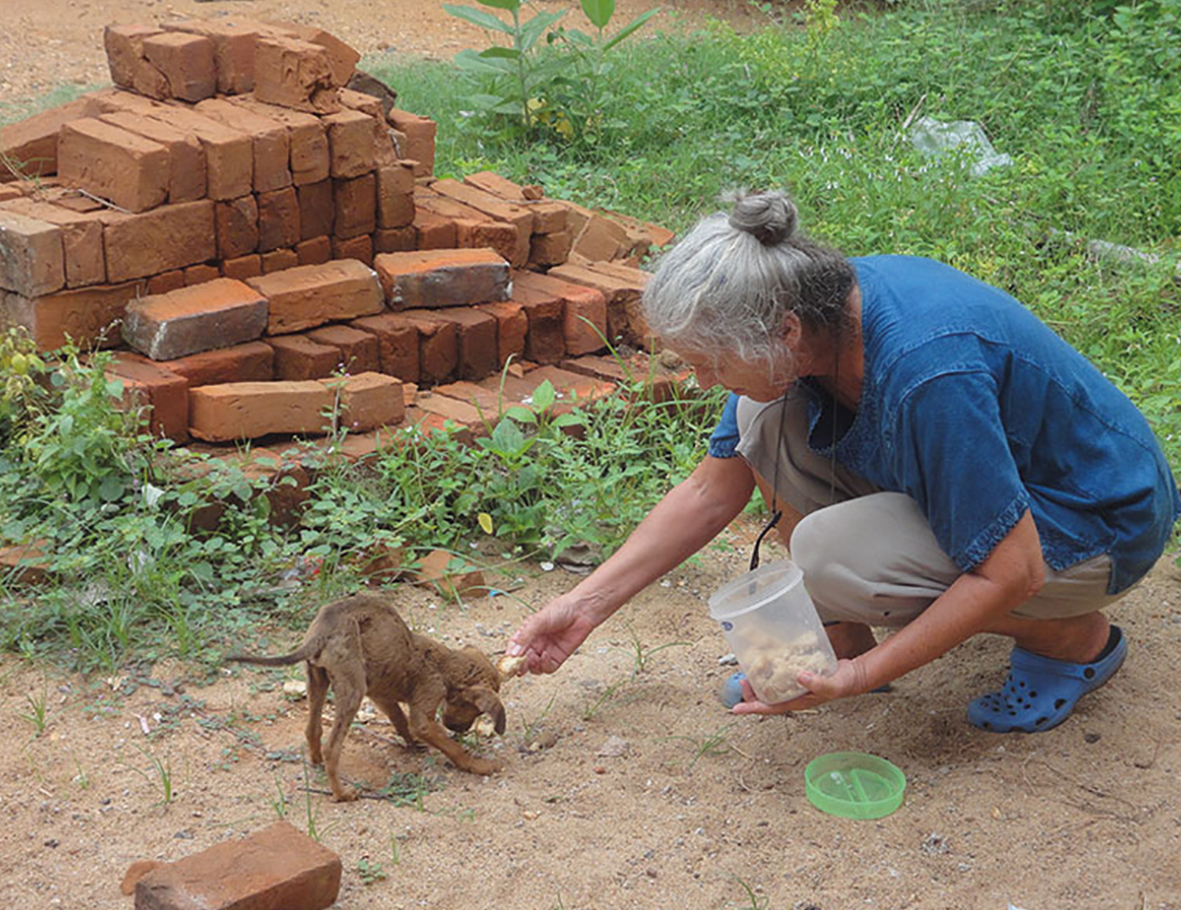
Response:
[[225, 643, 318, 667]]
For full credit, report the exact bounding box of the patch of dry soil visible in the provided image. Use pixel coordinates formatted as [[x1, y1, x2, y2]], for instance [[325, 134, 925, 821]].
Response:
[[1, 517, 1180, 910]]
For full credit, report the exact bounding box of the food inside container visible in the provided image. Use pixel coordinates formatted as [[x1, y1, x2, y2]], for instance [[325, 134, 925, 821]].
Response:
[[707, 559, 837, 704]]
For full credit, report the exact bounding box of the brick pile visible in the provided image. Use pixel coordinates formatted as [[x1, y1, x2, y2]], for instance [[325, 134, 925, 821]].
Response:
[[0, 18, 682, 454]]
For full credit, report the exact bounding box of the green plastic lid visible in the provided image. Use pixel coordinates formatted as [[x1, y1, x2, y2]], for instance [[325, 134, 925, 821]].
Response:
[[805, 752, 906, 819]]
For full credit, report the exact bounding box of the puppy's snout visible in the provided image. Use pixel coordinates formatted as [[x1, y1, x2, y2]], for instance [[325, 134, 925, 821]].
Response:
[[442, 702, 481, 733]]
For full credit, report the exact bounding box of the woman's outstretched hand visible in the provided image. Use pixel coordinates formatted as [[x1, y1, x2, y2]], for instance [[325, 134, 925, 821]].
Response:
[[730, 658, 872, 714], [505, 594, 600, 675]]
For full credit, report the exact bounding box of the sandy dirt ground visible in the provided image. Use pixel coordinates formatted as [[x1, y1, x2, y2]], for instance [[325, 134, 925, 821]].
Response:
[[2, 2, 1181, 909], [1, 518, 1180, 910]]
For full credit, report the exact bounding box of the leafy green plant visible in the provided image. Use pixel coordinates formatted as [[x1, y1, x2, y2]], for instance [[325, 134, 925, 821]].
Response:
[[357, 857, 388, 885], [446, 0, 658, 141], [446, 0, 568, 129]]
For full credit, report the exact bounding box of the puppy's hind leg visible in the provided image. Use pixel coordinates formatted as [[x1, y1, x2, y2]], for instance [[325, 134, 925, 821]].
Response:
[[305, 662, 329, 766], [323, 662, 366, 802]]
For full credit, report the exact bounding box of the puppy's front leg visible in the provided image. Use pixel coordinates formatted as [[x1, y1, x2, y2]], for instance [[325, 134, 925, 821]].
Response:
[[408, 705, 502, 775]]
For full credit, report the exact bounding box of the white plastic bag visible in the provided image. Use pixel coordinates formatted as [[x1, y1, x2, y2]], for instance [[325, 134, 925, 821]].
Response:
[[909, 115, 1013, 176]]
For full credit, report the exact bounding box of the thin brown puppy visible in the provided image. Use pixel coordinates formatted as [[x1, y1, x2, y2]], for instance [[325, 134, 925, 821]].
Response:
[[228, 592, 507, 801]]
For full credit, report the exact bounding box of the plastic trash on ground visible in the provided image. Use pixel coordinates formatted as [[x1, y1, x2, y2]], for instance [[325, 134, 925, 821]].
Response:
[[909, 115, 1013, 176]]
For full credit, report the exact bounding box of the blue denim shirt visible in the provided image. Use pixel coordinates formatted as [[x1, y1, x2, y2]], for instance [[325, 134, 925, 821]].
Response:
[[709, 255, 1181, 593]]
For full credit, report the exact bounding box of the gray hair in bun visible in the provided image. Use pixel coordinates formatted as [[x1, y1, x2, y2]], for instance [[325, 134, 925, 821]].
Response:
[[642, 189, 854, 379]]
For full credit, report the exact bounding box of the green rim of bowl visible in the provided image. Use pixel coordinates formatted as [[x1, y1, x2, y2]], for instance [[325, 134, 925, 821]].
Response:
[[804, 751, 906, 819]]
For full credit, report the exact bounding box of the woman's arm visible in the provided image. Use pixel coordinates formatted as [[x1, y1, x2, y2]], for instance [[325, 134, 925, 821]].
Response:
[[507, 454, 756, 672]]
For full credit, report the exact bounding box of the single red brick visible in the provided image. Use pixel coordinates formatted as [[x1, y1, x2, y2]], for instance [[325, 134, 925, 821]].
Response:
[[102, 200, 216, 283], [475, 300, 527, 368], [57, 118, 170, 213], [504, 282, 565, 365], [261, 248, 300, 273], [297, 179, 335, 241], [184, 263, 220, 286], [195, 98, 292, 192], [376, 183, 414, 230], [266, 333, 341, 380], [306, 323, 381, 374], [332, 370, 404, 431], [296, 236, 332, 266], [373, 226, 416, 254], [144, 105, 253, 200], [513, 269, 607, 355], [106, 351, 190, 441], [0, 98, 91, 183], [228, 96, 329, 185], [397, 309, 458, 385], [387, 108, 436, 176], [132, 822, 340, 910], [123, 276, 268, 360], [163, 19, 260, 93], [323, 108, 377, 180], [277, 21, 361, 87], [102, 24, 164, 91], [142, 32, 217, 102], [0, 198, 106, 289], [373, 247, 510, 309], [215, 195, 260, 259], [148, 271, 186, 295], [415, 306, 497, 381], [431, 177, 532, 264], [161, 340, 275, 386], [411, 392, 486, 435], [549, 261, 650, 346], [253, 37, 342, 114], [189, 379, 333, 441], [561, 351, 676, 402], [0, 541, 53, 587], [0, 209, 66, 296], [415, 188, 519, 265], [432, 379, 514, 422], [530, 229, 573, 267], [331, 233, 374, 266], [414, 208, 456, 249], [247, 258, 383, 335], [257, 187, 301, 253], [462, 170, 568, 233], [98, 112, 206, 204], [333, 173, 376, 239], [222, 254, 263, 281], [1, 279, 147, 352], [351, 312, 419, 382]]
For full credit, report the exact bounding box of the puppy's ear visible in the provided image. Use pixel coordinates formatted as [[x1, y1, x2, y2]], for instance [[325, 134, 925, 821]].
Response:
[[471, 688, 506, 736]]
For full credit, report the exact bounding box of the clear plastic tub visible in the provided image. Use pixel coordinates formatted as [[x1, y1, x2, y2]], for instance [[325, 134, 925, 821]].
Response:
[[707, 558, 837, 704]]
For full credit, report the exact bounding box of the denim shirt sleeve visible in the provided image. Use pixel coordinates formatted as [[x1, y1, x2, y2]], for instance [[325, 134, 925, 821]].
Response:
[[707, 392, 742, 458], [888, 371, 1030, 571]]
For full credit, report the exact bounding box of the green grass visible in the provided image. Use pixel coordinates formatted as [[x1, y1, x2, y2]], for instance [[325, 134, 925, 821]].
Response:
[[0, 0, 1178, 670]]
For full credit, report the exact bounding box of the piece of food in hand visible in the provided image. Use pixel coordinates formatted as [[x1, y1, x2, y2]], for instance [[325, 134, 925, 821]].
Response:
[[497, 654, 529, 679]]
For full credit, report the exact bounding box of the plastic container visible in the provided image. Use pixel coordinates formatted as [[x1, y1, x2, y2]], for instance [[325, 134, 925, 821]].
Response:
[[707, 558, 837, 704], [804, 751, 907, 819]]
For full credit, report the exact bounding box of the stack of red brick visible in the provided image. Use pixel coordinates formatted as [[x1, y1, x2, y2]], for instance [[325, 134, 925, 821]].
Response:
[[0, 18, 679, 449]]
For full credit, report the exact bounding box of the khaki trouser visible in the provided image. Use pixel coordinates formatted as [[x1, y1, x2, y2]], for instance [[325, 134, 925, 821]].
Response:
[[734, 393, 1126, 627]]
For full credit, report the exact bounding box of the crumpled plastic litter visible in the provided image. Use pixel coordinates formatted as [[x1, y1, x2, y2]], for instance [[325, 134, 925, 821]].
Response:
[[909, 116, 1013, 176]]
